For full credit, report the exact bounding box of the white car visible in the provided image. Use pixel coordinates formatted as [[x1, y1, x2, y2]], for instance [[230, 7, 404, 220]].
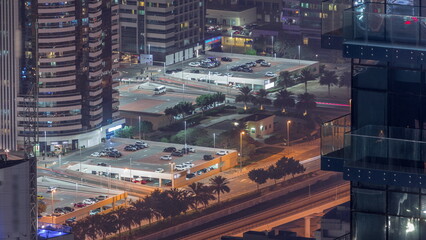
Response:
[[83, 199, 95, 205], [91, 152, 101, 157], [160, 155, 172, 160], [174, 165, 186, 171], [47, 186, 57, 193], [183, 162, 195, 168], [135, 141, 149, 147], [216, 150, 229, 156], [265, 72, 277, 77], [213, 72, 222, 76], [224, 73, 233, 77], [155, 168, 165, 173], [188, 62, 201, 67]]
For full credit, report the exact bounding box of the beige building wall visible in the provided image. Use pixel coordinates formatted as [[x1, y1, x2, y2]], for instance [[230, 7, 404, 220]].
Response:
[[207, 7, 257, 26]]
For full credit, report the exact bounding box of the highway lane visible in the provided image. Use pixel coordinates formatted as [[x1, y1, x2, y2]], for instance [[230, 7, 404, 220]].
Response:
[[176, 181, 349, 240]]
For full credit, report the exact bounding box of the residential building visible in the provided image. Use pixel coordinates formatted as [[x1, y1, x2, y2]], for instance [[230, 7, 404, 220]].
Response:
[[0, 0, 19, 151], [119, 0, 205, 65], [17, 0, 124, 154], [321, 1, 426, 239]]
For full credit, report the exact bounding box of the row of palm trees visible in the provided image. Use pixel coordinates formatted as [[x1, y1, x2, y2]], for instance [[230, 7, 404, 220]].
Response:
[[235, 86, 316, 114], [279, 68, 351, 96], [71, 176, 231, 240]]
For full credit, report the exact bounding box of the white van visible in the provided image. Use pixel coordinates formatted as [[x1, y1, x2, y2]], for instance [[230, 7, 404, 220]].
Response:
[[154, 86, 166, 95]]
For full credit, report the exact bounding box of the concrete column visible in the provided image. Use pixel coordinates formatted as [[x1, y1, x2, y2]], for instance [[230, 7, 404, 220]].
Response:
[[304, 216, 311, 238], [159, 178, 162, 187]]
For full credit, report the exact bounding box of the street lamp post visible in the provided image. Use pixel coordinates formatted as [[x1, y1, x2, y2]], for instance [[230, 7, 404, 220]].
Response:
[[51, 189, 56, 224], [169, 162, 175, 188], [213, 133, 216, 150], [231, 32, 234, 54], [239, 131, 245, 172], [184, 120, 187, 149], [298, 45, 301, 65], [138, 116, 141, 139], [287, 120, 291, 146], [108, 165, 111, 194], [271, 35, 274, 57], [44, 131, 47, 160]]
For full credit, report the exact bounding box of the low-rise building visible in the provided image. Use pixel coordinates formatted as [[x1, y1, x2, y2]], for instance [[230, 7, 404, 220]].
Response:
[[241, 114, 275, 138]]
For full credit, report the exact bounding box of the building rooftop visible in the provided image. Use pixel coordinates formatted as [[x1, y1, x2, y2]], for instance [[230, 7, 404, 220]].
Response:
[[241, 114, 274, 122]]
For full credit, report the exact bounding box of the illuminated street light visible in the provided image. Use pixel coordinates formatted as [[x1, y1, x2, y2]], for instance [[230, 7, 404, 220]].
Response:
[[239, 131, 245, 172], [287, 120, 292, 146], [51, 189, 56, 224]]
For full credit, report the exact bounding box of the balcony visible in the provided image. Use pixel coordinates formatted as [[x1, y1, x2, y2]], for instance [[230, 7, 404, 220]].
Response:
[[321, 114, 426, 188], [342, 3, 426, 62]]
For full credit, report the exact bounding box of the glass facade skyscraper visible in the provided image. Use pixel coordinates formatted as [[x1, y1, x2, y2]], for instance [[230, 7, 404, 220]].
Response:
[[321, 1, 426, 239]]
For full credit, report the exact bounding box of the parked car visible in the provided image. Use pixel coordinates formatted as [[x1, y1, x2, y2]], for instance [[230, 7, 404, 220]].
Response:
[[255, 59, 265, 63], [54, 208, 66, 214], [221, 57, 232, 62], [216, 150, 229, 156], [91, 152, 101, 157], [96, 195, 108, 201], [163, 147, 177, 152], [190, 69, 200, 73], [242, 67, 253, 73], [88, 197, 99, 203], [171, 151, 184, 157], [174, 165, 186, 171], [160, 155, 172, 160], [245, 62, 256, 67], [74, 202, 87, 208], [99, 151, 108, 157], [135, 141, 149, 147], [131, 144, 144, 150], [82, 199, 95, 205], [97, 162, 107, 166], [155, 168, 165, 173], [260, 61, 271, 67], [186, 173, 196, 179], [108, 151, 121, 158], [47, 186, 57, 193], [203, 155, 214, 160], [124, 146, 137, 151], [265, 72, 277, 77], [90, 208, 101, 215], [188, 62, 201, 67], [63, 207, 74, 213], [183, 162, 195, 168], [165, 181, 172, 186]]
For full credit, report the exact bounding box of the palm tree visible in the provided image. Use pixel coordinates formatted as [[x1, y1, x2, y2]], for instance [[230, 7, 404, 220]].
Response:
[[111, 206, 126, 238], [235, 86, 254, 110], [299, 68, 315, 93], [97, 213, 118, 240], [142, 194, 161, 224], [252, 89, 271, 110], [85, 215, 103, 240], [278, 71, 292, 89], [209, 176, 231, 203], [273, 90, 295, 113], [339, 71, 351, 96], [296, 93, 316, 115], [319, 70, 339, 97], [188, 182, 216, 211], [121, 207, 138, 237]]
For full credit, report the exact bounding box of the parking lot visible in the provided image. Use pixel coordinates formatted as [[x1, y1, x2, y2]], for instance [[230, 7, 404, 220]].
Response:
[[37, 177, 126, 223], [67, 138, 237, 187], [166, 53, 318, 90]]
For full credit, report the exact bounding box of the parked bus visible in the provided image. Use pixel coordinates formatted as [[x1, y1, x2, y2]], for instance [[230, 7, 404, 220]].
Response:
[[154, 85, 166, 95]]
